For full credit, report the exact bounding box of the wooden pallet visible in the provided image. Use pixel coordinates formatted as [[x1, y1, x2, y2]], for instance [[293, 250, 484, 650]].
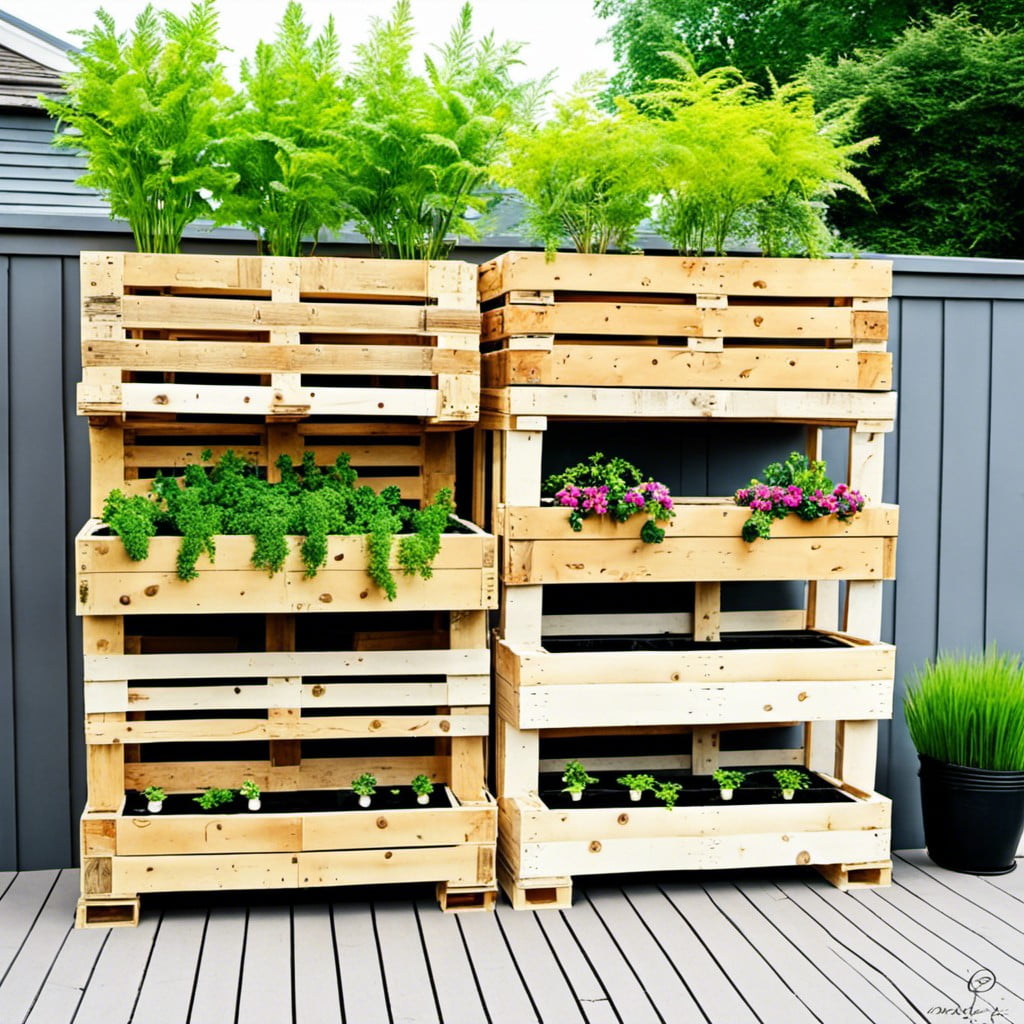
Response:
[[479, 252, 892, 400], [78, 252, 480, 423], [498, 779, 892, 905], [76, 516, 497, 615]]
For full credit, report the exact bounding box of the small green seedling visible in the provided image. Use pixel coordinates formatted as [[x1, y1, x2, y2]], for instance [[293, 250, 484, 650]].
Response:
[[712, 769, 747, 801], [562, 760, 598, 800], [143, 786, 166, 804], [411, 774, 434, 804], [617, 773, 656, 802], [194, 787, 233, 810], [654, 781, 683, 810], [352, 773, 377, 807], [390, 788, 400, 795], [240, 780, 260, 800], [774, 769, 811, 800]]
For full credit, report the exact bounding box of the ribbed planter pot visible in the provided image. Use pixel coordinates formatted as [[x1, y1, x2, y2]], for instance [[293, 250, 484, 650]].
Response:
[[918, 755, 1024, 874]]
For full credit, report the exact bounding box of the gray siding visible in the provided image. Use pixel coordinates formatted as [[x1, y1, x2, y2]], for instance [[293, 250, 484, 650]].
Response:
[[0, 235, 1021, 866]]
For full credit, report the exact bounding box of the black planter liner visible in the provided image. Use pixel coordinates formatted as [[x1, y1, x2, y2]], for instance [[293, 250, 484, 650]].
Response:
[[918, 755, 1024, 875], [540, 630, 851, 654], [124, 786, 445, 816], [539, 767, 856, 810]]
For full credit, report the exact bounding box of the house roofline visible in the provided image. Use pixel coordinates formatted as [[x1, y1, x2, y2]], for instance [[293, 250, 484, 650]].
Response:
[[0, 8, 75, 72]]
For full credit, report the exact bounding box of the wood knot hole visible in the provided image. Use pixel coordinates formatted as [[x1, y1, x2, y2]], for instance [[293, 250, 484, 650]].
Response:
[[376, 817, 388, 829], [589, 841, 602, 853], [617, 814, 629, 825], [311, 684, 325, 698]]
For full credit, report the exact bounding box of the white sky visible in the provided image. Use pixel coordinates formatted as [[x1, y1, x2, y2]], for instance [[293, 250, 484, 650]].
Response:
[[3, 0, 614, 94]]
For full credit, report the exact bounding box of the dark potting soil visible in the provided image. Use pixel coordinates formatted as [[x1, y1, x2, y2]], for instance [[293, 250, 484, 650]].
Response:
[[124, 786, 445, 816], [540, 630, 850, 654], [539, 767, 855, 810]]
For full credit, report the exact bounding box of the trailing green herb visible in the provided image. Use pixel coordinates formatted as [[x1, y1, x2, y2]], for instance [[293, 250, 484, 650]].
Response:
[[43, 1, 237, 253], [773, 769, 811, 793], [654, 781, 683, 809], [712, 769, 747, 791], [100, 449, 455, 600], [904, 650, 1024, 772]]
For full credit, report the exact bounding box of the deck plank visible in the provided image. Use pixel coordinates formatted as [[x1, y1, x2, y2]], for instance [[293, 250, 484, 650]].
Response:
[[292, 904, 343, 1024], [130, 907, 206, 1024], [493, 902, 587, 1024], [457, 905, 539, 1024], [624, 887, 759, 1024], [586, 886, 707, 1022], [24, 908, 107, 1024], [558, 890, 662, 1024], [0, 870, 59, 979], [71, 910, 160, 1024], [237, 906, 293, 1024], [975, 857, 1024, 902], [333, 902, 389, 1024], [703, 880, 874, 1024], [535, 908, 619, 1024], [188, 906, 246, 1024], [415, 898, 488, 1024], [777, 878, 961, 1013], [742, 881, 920, 1024], [0, 870, 78, 1024], [375, 901, 440, 1024], [662, 881, 819, 1024]]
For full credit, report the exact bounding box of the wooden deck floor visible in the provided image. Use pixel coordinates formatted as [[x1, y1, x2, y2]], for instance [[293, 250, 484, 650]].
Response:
[[1, 852, 1022, 1024]]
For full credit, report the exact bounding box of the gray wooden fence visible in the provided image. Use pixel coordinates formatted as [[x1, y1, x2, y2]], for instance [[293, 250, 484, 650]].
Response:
[[1, 231, 1021, 869]]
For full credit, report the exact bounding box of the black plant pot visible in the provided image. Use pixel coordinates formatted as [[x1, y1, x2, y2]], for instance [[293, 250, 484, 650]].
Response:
[[918, 754, 1024, 874]]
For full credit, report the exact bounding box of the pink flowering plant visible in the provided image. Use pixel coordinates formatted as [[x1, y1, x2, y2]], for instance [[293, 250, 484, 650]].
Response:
[[542, 452, 675, 543], [734, 452, 865, 542]]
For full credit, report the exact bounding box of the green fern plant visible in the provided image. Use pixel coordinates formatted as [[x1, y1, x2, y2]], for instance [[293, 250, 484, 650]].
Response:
[[42, 1, 237, 253]]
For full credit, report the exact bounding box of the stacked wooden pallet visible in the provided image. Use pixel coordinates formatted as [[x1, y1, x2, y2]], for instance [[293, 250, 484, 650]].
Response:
[[75, 253, 496, 927], [479, 251, 898, 909]]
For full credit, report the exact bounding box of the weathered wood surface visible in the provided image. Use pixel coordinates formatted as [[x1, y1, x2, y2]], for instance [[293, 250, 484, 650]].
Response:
[[4, 855, 1020, 1023]]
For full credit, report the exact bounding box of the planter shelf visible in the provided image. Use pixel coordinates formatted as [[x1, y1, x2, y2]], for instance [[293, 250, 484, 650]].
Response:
[[78, 252, 481, 424], [499, 777, 892, 910], [78, 787, 496, 927], [497, 501, 898, 586], [76, 517, 498, 615]]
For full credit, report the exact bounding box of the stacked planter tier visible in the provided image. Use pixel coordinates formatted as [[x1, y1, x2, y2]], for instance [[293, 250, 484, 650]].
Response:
[[75, 254, 497, 927], [481, 251, 897, 909]]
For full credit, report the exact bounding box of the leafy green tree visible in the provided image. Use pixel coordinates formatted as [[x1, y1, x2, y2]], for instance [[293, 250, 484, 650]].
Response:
[[214, 2, 349, 256], [806, 12, 1024, 257], [496, 76, 657, 255], [43, 1, 236, 253], [343, 0, 546, 259], [595, 0, 1024, 92]]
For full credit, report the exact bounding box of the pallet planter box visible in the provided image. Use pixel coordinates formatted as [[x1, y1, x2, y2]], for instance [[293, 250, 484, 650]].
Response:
[[498, 775, 892, 910], [78, 788, 496, 926], [78, 252, 481, 424], [496, 631, 896, 730], [76, 517, 497, 615], [479, 251, 893, 413], [496, 501, 898, 586]]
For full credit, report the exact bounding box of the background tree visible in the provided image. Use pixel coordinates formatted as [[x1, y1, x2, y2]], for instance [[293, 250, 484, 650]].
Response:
[[806, 12, 1024, 256]]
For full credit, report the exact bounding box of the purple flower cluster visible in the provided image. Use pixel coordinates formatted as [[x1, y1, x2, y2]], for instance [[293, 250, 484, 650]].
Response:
[[735, 482, 865, 519], [556, 484, 611, 515], [637, 480, 674, 512]]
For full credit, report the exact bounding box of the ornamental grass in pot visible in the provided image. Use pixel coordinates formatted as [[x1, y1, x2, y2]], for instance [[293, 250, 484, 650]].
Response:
[[904, 649, 1024, 874]]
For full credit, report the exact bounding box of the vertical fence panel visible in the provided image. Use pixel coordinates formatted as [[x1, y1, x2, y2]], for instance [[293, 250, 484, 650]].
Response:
[[8, 255, 71, 868], [0, 256, 16, 868]]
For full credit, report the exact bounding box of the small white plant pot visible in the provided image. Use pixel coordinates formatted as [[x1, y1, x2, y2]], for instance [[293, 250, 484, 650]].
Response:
[[247, 798, 261, 812], [358, 795, 372, 808], [416, 794, 430, 805], [147, 800, 163, 814], [629, 790, 642, 802], [720, 789, 734, 802], [782, 789, 795, 801], [569, 791, 582, 802]]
